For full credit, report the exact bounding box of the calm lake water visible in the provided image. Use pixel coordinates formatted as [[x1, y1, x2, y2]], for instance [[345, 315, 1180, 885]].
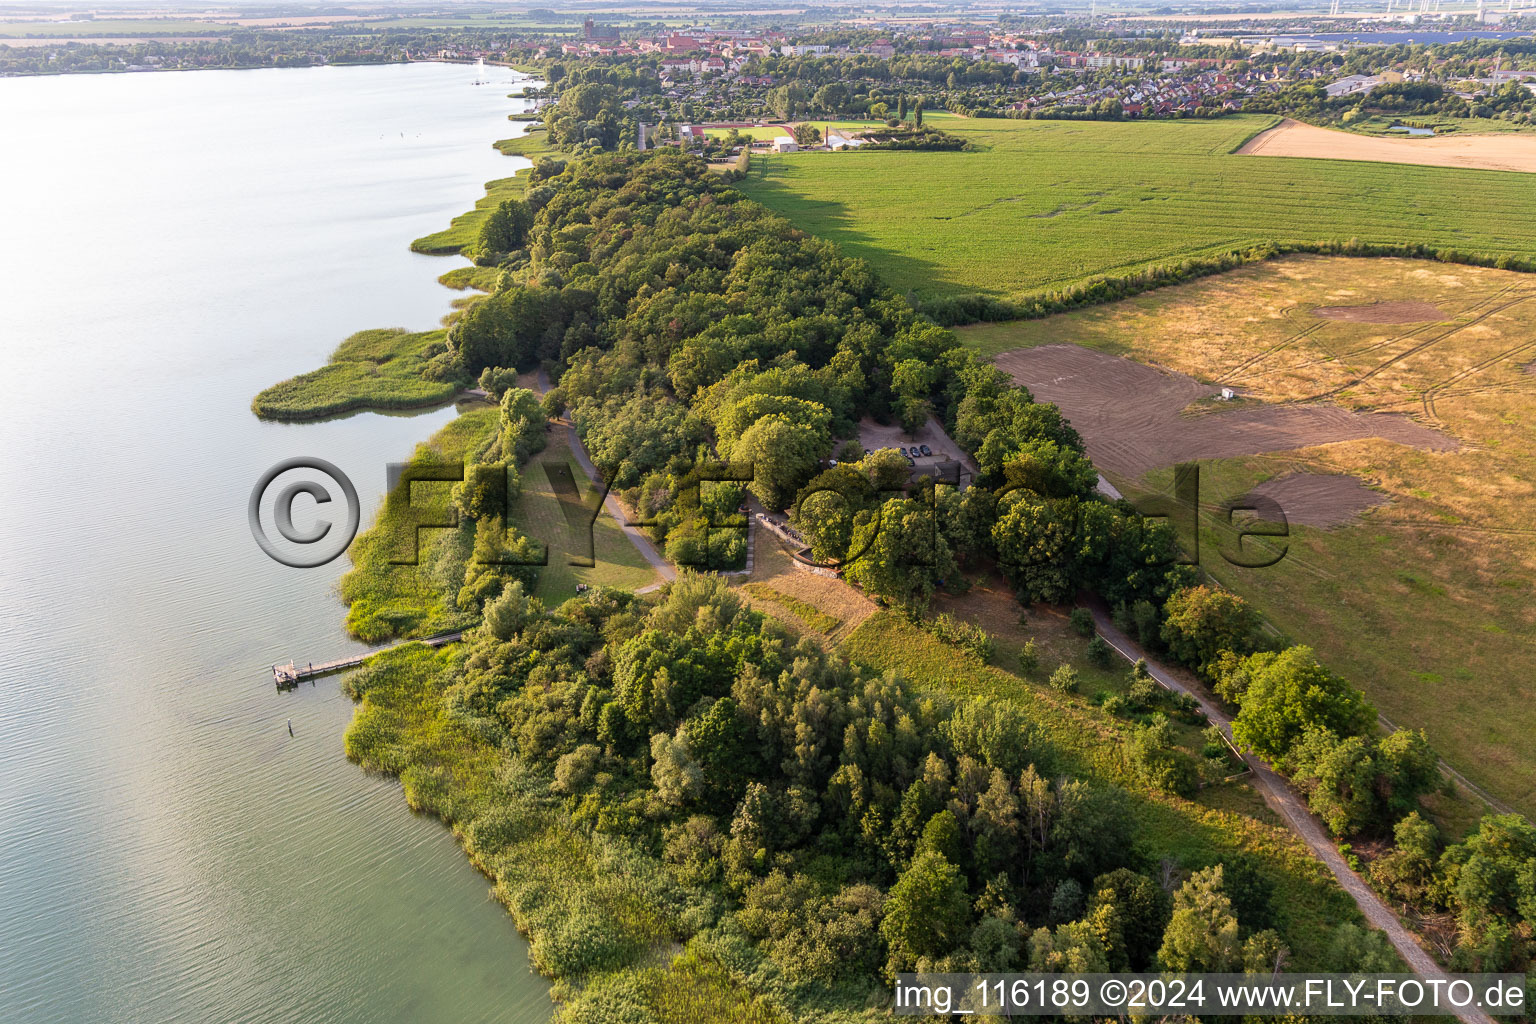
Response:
[[0, 62, 551, 1023]]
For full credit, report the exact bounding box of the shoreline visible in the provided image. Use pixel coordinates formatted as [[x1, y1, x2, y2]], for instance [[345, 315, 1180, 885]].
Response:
[[0, 55, 532, 79]]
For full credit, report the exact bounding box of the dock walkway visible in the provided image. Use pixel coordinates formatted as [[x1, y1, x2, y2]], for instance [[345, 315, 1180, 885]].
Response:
[[272, 630, 464, 689]]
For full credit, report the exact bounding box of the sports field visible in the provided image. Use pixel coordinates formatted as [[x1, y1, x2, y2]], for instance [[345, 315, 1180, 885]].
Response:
[[957, 255, 1536, 814], [736, 114, 1536, 303]]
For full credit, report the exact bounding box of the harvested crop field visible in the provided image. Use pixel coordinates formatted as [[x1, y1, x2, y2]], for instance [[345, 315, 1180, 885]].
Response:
[[958, 255, 1536, 814], [994, 343, 1453, 478], [1239, 118, 1536, 174], [1239, 472, 1390, 528], [1312, 301, 1446, 324]]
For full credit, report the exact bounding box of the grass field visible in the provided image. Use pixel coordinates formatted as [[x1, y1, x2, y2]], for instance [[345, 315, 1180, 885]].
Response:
[[735, 114, 1536, 304], [509, 428, 661, 605], [957, 255, 1536, 816], [251, 327, 458, 420]]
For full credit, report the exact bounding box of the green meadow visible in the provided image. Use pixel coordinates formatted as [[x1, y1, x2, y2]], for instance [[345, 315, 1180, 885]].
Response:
[[509, 428, 662, 605], [736, 114, 1536, 305]]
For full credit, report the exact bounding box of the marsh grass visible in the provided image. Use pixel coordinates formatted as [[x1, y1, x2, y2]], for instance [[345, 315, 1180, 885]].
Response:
[[411, 131, 557, 254], [251, 327, 457, 420], [339, 408, 498, 642]]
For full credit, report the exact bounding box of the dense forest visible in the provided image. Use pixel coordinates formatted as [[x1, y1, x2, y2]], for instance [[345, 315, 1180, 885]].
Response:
[[291, 145, 1536, 1023]]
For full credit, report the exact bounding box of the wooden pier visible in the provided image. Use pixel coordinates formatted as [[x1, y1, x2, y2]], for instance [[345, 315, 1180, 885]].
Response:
[[272, 631, 465, 689]]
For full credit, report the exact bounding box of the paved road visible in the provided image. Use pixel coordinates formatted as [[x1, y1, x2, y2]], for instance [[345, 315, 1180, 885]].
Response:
[[1085, 603, 1491, 1024]]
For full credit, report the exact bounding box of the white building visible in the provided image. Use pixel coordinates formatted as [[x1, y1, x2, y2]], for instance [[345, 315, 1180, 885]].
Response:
[[1325, 74, 1382, 98]]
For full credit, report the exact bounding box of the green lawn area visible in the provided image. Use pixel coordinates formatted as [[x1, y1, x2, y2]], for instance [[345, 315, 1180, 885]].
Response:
[[251, 327, 458, 420], [411, 130, 555, 255], [509, 428, 661, 605], [735, 113, 1536, 304]]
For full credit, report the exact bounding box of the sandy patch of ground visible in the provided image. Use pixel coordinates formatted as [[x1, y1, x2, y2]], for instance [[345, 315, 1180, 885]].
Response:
[[1238, 118, 1536, 174], [1312, 301, 1447, 324], [995, 343, 1456, 479], [1238, 473, 1390, 529]]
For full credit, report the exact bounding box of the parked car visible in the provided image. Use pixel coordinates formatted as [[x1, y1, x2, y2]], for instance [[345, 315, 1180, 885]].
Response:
[[863, 448, 871, 456], [919, 444, 933, 457], [905, 456, 916, 467], [899, 447, 910, 458]]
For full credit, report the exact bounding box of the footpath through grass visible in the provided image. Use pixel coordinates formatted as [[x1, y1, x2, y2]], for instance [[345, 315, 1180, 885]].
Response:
[[736, 114, 1536, 305], [510, 427, 661, 605]]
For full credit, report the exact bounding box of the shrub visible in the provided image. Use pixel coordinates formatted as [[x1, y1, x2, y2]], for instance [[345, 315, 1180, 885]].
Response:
[[1069, 608, 1094, 637], [1087, 635, 1113, 667], [1018, 638, 1040, 674], [1049, 664, 1079, 694], [928, 612, 995, 661]]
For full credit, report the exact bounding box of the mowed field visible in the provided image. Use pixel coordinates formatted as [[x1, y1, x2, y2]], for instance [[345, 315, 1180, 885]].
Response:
[[957, 256, 1536, 814], [510, 426, 661, 605], [1239, 118, 1536, 174], [736, 114, 1536, 302]]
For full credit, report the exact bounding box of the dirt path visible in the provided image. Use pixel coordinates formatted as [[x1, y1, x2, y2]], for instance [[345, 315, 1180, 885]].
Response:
[[1085, 603, 1491, 1023], [1239, 117, 1536, 174]]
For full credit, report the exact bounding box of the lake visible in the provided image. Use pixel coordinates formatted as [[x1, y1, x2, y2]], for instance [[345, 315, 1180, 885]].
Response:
[[0, 62, 551, 1023]]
